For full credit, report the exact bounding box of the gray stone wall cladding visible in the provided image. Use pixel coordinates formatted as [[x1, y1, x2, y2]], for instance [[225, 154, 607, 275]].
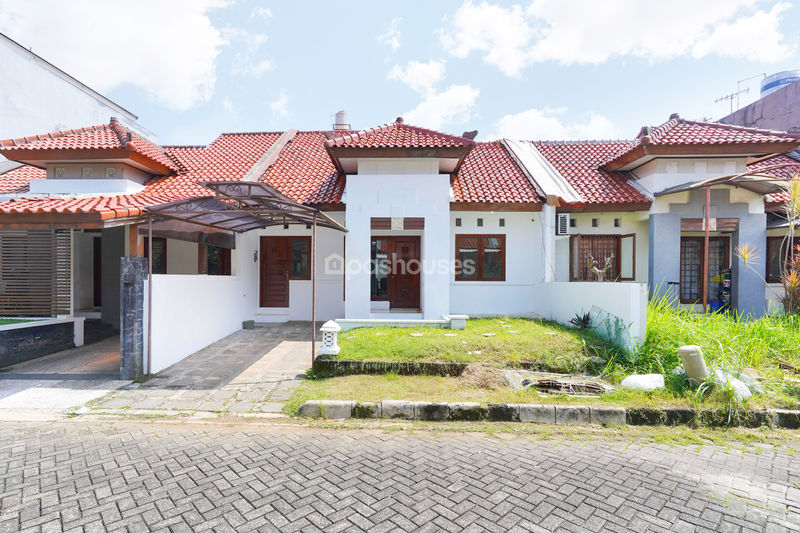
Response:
[[649, 188, 767, 317], [297, 400, 800, 428], [120, 256, 148, 381], [0, 322, 73, 367]]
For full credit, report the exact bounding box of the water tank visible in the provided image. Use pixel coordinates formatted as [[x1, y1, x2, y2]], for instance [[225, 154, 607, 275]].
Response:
[[761, 70, 800, 97], [333, 110, 350, 130]]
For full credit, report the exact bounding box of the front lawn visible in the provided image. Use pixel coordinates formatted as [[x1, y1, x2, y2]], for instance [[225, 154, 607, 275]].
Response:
[[336, 317, 617, 374], [0, 318, 32, 326], [293, 300, 800, 416]]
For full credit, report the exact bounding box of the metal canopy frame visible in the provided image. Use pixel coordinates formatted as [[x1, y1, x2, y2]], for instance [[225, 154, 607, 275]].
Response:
[[145, 181, 347, 370], [146, 181, 347, 233]]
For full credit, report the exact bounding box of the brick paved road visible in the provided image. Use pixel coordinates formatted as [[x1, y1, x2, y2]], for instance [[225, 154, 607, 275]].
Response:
[[0, 421, 798, 532]]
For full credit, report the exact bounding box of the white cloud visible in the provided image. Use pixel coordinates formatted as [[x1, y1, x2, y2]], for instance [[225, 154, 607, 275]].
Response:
[[403, 84, 480, 130], [223, 28, 274, 77], [692, 2, 792, 63], [388, 60, 446, 95], [491, 107, 619, 140], [250, 7, 272, 21], [0, 0, 228, 110], [440, 2, 532, 76], [269, 91, 289, 120], [440, 0, 794, 75], [378, 17, 402, 51]]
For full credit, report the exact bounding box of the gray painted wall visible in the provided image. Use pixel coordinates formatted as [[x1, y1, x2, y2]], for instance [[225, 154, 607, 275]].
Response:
[[719, 79, 800, 132], [101, 226, 125, 328], [649, 188, 766, 317]]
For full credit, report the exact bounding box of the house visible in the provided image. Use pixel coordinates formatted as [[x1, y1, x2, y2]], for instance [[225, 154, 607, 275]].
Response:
[[0, 112, 798, 378]]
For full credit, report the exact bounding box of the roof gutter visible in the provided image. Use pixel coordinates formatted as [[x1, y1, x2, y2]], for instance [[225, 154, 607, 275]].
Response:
[[502, 139, 583, 205]]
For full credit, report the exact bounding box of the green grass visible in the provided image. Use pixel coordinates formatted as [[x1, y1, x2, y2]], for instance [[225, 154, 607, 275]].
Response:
[[336, 317, 618, 374], [0, 318, 32, 326], [299, 298, 800, 413], [285, 372, 795, 415], [626, 295, 800, 377]]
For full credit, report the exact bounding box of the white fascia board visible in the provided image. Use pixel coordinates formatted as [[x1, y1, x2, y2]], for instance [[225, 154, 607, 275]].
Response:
[[502, 139, 583, 204]]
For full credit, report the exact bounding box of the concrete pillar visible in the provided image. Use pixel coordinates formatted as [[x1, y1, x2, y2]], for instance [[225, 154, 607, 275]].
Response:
[[543, 203, 556, 282], [120, 256, 148, 380], [648, 213, 682, 302], [732, 214, 767, 317]]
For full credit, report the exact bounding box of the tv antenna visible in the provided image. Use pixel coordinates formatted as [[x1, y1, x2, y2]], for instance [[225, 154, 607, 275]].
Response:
[[715, 73, 766, 114]]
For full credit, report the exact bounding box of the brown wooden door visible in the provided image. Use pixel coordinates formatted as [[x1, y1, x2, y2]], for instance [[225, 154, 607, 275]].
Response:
[[390, 237, 420, 309], [260, 237, 290, 307]]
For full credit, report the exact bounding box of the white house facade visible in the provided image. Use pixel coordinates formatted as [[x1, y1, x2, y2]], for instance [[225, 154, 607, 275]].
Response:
[[0, 114, 798, 377]]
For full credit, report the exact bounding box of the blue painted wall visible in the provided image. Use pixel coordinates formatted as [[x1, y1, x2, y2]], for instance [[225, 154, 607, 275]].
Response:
[[648, 188, 766, 317]]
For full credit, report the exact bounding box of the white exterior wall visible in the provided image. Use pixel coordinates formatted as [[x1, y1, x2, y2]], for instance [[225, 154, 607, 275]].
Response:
[[345, 159, 450, 319], [633, 157, 747, 195], [450, 210, 545, 316], [554, 211, 650, 283], [251, 212, 346, 322], [537, 282, 648, 349], [148, 231, 256, 373], [0, 34, 149, 143]]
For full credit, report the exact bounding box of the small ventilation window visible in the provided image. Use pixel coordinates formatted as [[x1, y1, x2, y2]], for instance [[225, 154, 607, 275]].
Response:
[[283, 224, 289, 230], [455, 218, 462, 227], [614, 218, 621, 227], [592, 218, 599, 228], [477, 218, 483, 227], [499, 218, 505, 227], [569, 218, 576, 228]]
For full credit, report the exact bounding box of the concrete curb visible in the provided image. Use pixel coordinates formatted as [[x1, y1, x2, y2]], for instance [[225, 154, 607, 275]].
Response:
[[296, 401, 800, 428]]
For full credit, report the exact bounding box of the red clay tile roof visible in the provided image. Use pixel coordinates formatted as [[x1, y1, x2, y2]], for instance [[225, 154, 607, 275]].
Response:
[[0, 165, 46, 194], [324, 119, 474, 149], [0, 193, 177, 218], [0, 119, 179, 173], [260, 131, 344, 205], [603, 115, 800, 170], [533, 141, 650, 205], [747, 154, 800, 207], [452, 142, 539, 204]]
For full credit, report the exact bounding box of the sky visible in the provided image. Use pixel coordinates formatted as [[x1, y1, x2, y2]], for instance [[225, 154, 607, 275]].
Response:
[[0, 0, 799, 145]]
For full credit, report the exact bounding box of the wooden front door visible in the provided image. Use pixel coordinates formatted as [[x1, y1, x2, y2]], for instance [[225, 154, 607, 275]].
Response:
[[390, 237, 421, 309], [260, 237, 290, 307]]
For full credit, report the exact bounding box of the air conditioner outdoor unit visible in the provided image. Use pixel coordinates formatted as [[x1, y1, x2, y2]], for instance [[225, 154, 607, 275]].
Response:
[[556, 213, 570, 235]]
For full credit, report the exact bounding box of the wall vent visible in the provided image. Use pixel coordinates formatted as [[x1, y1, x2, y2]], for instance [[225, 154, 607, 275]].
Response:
[[556, 213, 570, 235]]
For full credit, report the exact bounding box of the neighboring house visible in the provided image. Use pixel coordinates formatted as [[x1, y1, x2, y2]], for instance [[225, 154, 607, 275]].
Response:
[[719, 75, 800, 133], [0, 32, 151, 152], [0, 114, 798, 376]]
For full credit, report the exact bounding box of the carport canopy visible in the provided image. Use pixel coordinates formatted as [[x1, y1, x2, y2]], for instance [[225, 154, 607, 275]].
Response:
[[145, 181, 347, 369], [146, 181, 347, 233]]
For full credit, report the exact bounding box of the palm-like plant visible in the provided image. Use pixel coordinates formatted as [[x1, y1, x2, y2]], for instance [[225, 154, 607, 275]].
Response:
[[737, 176, 800, 315]]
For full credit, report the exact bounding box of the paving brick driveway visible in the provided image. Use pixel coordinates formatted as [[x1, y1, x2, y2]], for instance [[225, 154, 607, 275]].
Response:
[[90, 322, 316, 415], [0, 420, 798, 532]]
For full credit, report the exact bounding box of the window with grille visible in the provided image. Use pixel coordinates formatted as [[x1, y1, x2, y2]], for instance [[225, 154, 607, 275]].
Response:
[[570, 235, 620, 281], [679, 237, 730, 303], [207, 246, 231, 276], [455, 234, 506, 281], [766, 236, 800, 283], [144, 237, 167, 274]]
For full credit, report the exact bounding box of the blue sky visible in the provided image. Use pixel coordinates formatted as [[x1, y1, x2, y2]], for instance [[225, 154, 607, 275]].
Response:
[[1, 1, 799, 145]]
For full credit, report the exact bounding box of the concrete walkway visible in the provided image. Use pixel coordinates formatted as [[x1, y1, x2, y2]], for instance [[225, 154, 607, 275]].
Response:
[[0, 338, 126, 418], [89, 322, 316, 415], [0, 337, 120, 378]]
